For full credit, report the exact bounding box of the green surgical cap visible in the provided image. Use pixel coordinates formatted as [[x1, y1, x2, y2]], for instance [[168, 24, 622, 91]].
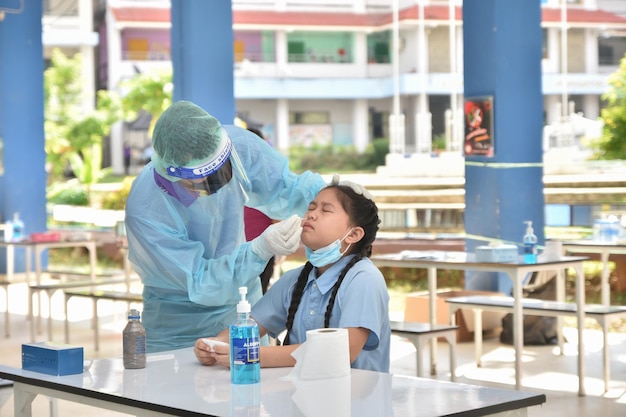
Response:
[[152, 101, 222, 167]]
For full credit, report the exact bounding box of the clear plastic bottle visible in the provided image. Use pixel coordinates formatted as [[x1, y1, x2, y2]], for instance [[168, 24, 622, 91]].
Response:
[[123, 309, 146, 369], [523, 220, 538, 264], [230, 287, 260, 384], [11, 212, 24, 242]]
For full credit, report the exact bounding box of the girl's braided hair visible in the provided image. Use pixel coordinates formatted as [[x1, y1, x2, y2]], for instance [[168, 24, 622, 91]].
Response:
[[283, 185, 379, 345]]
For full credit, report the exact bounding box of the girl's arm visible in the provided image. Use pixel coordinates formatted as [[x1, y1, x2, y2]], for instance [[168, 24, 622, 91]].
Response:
[[258, 326, 370, 368]]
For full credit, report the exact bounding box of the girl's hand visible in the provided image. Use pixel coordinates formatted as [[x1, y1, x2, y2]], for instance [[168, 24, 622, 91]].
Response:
[[211, 344, 231, 368], [194, 338, 224, 366]]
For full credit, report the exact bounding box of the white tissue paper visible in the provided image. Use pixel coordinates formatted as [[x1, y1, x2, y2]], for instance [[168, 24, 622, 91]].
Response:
[[287, 328, 351, 381]]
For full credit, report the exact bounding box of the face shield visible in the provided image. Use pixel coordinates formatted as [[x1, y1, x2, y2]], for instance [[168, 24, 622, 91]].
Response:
[[163, 128, 249, 196]]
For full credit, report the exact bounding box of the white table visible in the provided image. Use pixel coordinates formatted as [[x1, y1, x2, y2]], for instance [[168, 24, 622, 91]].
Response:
[[0, 347, 545, 417], [562, 240, 626, 306], [0, 239, 97, 338], [372, 251, 588, 395]]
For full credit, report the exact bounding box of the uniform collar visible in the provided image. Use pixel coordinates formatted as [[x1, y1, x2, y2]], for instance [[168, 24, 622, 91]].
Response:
[[307, 255, 356, 294]]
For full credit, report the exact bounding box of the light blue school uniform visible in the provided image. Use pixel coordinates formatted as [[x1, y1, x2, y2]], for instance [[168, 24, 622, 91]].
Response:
[[252, 255, 391, 372]]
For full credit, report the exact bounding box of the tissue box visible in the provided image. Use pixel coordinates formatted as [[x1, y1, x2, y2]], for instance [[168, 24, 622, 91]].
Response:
[[22, 342, 83, 376], [475, 245, 518, 262]]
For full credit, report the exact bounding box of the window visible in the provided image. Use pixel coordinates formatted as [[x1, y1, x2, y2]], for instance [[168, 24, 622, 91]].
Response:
[[367, 31, 391, 63], [289, 112, 329, 124]]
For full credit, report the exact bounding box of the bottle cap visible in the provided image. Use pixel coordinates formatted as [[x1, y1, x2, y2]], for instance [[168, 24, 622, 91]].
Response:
[[237, 286, 251, 313], [128, 309, 141, 319]]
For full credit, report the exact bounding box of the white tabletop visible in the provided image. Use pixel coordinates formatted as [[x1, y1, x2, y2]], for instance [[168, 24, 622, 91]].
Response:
[[0, 347, 545, 417]]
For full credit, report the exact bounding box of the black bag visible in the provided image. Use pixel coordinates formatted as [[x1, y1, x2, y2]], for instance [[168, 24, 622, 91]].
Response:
[[500, 272, 559, 345], [500, 313, 557, 345]]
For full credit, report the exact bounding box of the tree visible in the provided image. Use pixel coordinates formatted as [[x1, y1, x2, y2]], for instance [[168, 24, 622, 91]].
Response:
[[592, 54, 626, 160], [44, 48, 122, 204], [120, 70, 173, 137]]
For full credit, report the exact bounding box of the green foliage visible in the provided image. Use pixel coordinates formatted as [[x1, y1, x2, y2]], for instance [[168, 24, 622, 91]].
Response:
[[287, 139, 389, 173], [44, 49, 123, 202], [120, 71, 173, 135], [47, 182, 89, 206], [101, 177, 134, 210], [432, 134, 447, 151], [591, 53, 626, 160]]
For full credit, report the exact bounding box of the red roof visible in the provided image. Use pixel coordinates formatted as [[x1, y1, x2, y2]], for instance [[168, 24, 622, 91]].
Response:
[[110, 5, 626, 27]]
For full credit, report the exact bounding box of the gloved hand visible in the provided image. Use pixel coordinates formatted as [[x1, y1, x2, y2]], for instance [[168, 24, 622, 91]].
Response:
[[251, 214, 303, 260], [330, 174, 374, 200]]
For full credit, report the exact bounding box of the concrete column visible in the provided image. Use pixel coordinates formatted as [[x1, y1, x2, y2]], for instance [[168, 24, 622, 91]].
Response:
[[0, 2, 47, 272], [352, 99, 369, 153], [276, 99, 290, 151], [171, 1, 235, 123], [582, 94, 599, 119], [463, 0, 545, 294]]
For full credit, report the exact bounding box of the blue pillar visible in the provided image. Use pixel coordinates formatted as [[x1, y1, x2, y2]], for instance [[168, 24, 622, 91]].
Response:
[[463, 0, 545, 294], [170, 1, 235, 123], [0, 2, 48, 273]]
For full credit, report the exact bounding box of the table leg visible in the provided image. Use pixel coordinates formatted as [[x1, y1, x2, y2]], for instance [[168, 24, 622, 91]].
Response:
[[428, 266, 437, 375], [510, 270, 524, 391], [474, 308, 483, 368], [12, 381, 36, 417], [574, 263, 586, 397], [556, 269, 565, 355], [34, 246, 43, 335], [600, 250, 610, 306], [599, 315, 610, 393], [3, 284, 9, 338], [87, 241, 97, 284], [6, 244, 14, 284]]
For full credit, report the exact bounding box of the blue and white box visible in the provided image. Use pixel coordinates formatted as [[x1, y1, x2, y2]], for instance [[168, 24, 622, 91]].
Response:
[[22, 342, 84, 376], [475, 245, 518, 262]]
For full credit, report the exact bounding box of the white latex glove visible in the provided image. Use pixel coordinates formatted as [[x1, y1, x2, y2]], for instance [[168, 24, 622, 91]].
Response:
[[330, 174, 374, 200], [251, 214, 302, 259]]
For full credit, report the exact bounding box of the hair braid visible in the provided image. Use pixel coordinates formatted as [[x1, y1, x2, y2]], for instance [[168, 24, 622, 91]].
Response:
[[323, 253, 363, 328], [282, 262, 314, 345]]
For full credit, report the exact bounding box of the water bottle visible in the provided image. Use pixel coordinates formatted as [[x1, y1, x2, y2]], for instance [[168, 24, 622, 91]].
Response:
[[11, 212, 24, 242], [230, 287, 260, 384], [123, 309, 146, 369]]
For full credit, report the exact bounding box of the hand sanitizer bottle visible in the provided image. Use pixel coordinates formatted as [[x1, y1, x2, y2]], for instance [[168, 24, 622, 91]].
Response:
[[230, 286, 260, 384], [523, 221, 538, 264], [11, 212, 24, 242]]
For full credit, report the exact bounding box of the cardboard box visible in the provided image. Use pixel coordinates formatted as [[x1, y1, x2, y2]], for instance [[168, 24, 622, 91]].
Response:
[[22, 342, 84, 376], [404, 289, 507, 342]]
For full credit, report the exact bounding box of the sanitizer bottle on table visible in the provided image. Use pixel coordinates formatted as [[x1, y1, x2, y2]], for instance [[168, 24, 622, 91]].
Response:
[[230, 286, 260, 384], [11, 212, 24, 242], [123, 309, 147, 369], [523, 220, 538, 264]]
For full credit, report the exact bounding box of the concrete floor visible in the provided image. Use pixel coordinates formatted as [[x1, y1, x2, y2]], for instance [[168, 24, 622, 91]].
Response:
[[1, 281, 626, 416]]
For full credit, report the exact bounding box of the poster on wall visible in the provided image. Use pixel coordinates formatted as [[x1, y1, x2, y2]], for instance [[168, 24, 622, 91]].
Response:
[[463, 96, 494, 157]]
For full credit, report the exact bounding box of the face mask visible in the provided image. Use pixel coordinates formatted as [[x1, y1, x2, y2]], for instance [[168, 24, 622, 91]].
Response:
[[305, 228, 353, 268]]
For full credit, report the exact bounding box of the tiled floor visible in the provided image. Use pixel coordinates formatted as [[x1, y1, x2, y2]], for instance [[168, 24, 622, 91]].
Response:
[[1, 281, 626, 416]]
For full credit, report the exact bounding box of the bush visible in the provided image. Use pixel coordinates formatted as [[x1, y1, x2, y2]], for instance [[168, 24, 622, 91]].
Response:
[[47, 184, 89, 206], [287, 139, 389, 173], [101, 177, 134, 210]]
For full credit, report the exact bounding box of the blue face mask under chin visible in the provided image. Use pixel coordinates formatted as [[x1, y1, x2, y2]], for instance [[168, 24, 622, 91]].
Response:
[[305, 229, 353, 268]]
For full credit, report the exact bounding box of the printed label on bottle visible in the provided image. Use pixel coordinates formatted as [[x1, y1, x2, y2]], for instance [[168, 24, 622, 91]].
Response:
[[231, 337, 260, 365]]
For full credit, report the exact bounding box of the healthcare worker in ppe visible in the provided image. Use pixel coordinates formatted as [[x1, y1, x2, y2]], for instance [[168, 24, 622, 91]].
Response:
[[125, 100, 326, 353]]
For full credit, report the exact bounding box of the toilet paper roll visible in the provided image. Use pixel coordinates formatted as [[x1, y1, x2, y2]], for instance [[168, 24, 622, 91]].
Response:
[[543, 240, 563, 261], [287, 328, 350, 381]]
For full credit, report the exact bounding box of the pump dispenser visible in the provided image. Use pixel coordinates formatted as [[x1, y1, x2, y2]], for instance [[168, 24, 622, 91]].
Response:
[[230, 286, 260, 384], [523, 221, 538, 264]]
